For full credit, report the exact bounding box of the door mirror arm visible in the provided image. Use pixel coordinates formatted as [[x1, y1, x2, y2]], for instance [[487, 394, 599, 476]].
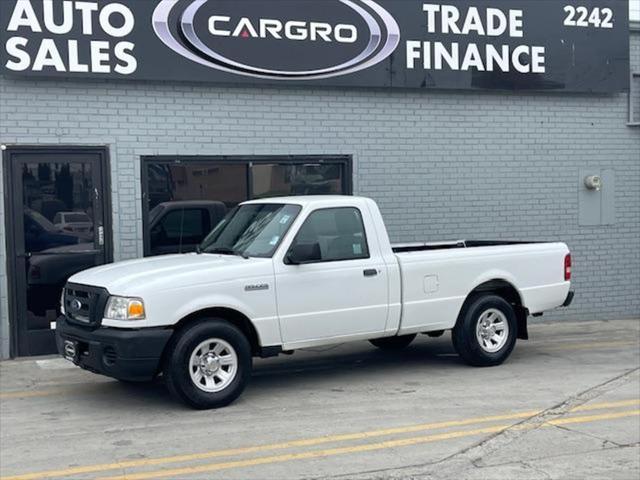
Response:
[[284, 252, 300, 265]]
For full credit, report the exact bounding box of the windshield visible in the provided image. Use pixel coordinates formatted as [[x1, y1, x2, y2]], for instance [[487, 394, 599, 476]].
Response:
[[200, 203, 301, 258]]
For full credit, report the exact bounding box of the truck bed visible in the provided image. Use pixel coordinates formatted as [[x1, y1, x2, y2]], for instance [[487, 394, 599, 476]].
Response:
[[388, 239, 570, 335], [391, 240, 543, 254]]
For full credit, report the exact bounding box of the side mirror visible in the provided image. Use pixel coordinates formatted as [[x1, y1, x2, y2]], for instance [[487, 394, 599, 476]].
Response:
[[285, 243, 321, 265]]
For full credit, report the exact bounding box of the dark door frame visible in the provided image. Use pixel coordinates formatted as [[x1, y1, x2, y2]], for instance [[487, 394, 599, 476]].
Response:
[[2, 145, 113, 358], [140, 155, 353, 256]]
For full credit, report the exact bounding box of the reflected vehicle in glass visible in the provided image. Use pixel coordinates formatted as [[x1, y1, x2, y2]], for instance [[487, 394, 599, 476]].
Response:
[[148, 201, 227, 256], [27, 243, 97, 317], [24, 208, 80, 252], [53, 211, 93, 239], [23, 211, 96, 318]]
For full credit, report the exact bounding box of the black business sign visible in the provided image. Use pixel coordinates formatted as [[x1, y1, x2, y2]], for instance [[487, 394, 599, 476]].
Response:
[[0, 0, 630, 92]]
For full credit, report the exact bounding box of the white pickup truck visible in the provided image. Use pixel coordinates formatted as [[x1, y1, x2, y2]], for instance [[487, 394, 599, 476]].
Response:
[[56, 196, 573, 409]]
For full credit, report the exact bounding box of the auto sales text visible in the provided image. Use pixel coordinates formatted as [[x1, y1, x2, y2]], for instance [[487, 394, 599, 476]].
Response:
[[4, 0, 137, 75]]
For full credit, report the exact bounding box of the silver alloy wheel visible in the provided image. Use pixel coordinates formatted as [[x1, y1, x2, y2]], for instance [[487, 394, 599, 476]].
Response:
[[475, 308, 509, 353], [188, 338, 238, 393]]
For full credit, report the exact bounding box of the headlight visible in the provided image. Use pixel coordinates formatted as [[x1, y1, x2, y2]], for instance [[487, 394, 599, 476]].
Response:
[[104, 296, 146, 320]]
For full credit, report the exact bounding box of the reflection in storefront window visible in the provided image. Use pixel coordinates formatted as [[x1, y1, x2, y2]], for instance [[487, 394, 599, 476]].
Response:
[[144, 159, 347, 256], [20, 161, 99, 335], [147, 164, 248, 211], [22, 162, 94, 251], [252, 164, 343, 198]]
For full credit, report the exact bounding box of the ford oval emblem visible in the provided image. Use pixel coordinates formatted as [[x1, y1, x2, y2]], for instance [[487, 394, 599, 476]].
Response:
[[71, 299, 82, 311], [152, 0, 400, 80]]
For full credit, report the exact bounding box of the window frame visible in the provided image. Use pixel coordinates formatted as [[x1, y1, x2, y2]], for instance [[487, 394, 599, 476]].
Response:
[[141, 155, 352, 256], [284, 206, 371, 265], [628, 71, 640, 127]]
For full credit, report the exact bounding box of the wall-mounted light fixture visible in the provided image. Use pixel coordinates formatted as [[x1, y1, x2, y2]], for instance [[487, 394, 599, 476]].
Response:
[[584, 175, 602, 191]]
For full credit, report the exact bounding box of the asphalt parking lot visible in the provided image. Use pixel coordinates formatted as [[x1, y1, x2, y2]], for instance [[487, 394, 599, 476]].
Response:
[[1, 319, 639, 480]]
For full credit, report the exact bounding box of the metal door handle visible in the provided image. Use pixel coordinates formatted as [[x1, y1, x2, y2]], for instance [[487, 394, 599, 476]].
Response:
[[363, 269, 378, 277]]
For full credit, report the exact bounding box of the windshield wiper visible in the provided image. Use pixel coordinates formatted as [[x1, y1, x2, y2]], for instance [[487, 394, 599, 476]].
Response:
[[205, 247, 249, 259]]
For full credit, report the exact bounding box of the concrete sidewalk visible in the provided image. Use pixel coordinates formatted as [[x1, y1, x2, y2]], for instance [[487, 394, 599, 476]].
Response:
[[1, 319, 639, 480]]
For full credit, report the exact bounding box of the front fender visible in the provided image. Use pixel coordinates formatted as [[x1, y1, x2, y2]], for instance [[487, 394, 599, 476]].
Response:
[[104, 283, 282, 347], [172, 292, 282, 348]]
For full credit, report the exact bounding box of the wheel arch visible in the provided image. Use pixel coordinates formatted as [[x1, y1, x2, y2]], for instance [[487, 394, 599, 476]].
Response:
[[458, 278, 529, 340], [159, 307, 264, 374]]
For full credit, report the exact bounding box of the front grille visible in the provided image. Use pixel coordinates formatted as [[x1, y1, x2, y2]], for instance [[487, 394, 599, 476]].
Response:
[[65, 287, 91, 322], [64, 283, 109, 328]]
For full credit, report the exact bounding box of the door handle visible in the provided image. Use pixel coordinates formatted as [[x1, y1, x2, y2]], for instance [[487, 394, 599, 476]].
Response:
[[363, 268, 378, 277]]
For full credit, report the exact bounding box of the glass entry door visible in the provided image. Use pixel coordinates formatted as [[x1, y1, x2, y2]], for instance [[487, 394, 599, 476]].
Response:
[[6, 148, 111, 356]]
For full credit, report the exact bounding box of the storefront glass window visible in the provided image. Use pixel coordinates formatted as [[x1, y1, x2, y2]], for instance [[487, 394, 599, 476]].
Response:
[[252, 164, 344, 198], [142, 157, 350, 256]]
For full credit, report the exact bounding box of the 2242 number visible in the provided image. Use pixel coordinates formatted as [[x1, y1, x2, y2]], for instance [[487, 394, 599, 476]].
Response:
[[564, 6, 614, 28]]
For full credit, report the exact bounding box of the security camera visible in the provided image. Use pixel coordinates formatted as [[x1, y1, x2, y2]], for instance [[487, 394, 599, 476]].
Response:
[[584, 175, 602, 191]]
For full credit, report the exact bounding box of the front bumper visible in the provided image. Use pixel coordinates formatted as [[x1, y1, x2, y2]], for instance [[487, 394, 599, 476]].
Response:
[[55, 315, 173, 382]]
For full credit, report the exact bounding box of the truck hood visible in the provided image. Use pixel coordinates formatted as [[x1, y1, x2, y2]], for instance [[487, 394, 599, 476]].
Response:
[[68, 253, 269, 295]]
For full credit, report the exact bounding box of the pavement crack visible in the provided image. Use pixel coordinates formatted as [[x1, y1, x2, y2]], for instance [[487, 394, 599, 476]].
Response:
[[408, 367, 639, 475], [538, 367, 639, 416], [519, 460, 553, 480], [438, 444, 640, 480], [303, 367, 639, 480], [552, 423, 625, 448]]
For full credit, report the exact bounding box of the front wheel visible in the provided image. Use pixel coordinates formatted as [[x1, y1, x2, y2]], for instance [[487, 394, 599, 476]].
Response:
[[452, 295, 517, 367], [164, 319, 252, 409]]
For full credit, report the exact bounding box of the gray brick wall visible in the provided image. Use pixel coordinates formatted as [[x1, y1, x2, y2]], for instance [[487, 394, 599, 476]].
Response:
[[1, 33, 638, 359]]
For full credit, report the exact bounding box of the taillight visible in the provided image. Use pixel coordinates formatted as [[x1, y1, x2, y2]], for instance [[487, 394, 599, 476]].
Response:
[[564, 253, 572, 281]]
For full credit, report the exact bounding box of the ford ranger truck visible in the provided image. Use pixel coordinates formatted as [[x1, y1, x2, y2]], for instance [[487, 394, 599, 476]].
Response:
[[56, 196, 574, 409]]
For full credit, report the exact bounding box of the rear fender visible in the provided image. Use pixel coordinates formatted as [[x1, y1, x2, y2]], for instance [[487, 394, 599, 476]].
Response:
[[462, 272, 528, 340]]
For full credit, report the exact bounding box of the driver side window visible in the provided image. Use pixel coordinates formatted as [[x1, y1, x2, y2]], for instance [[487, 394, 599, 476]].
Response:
[[289, 207, 369, 263]]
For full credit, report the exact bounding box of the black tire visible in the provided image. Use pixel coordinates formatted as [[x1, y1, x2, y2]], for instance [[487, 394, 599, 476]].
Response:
[[370, 334, 416, 350], [452, 294, 517, 367], [164, 318, 252, 409]]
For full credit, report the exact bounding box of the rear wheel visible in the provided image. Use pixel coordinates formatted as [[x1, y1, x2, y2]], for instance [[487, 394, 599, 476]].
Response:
[[370, 334, 416, 350], [164, 319, 252, 409], [452, 294, 517, 366]]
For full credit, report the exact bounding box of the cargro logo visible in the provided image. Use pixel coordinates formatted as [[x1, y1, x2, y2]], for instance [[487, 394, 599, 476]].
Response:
[[152, 0, 400, 80]]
